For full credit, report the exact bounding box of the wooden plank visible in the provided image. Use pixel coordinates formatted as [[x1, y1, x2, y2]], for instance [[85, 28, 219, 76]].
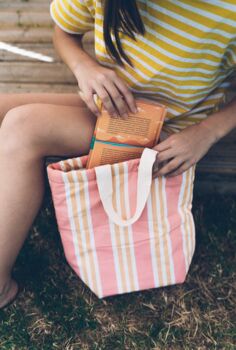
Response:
[[0, 61, 77, 83], [0, 10, 52, 29], [0, 28, 53, 43], [0, 29, 94, 45], [0, 83, 77, 93], [0, 2, 50, 10], [203, 144, 236, 158], [198, 164, 236, 174], [3, 0, 50, 3], [0, 43, 60, 62], [0, 42, 94, 63], [197, 129, 236, 175], [194, 174, 236, 194]]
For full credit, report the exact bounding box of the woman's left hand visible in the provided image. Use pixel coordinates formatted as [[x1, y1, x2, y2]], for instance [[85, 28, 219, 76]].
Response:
[[152, 122, 217, 178]]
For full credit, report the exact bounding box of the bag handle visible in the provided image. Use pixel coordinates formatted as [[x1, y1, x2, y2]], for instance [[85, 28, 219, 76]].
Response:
[[95, 148, 158, 227]]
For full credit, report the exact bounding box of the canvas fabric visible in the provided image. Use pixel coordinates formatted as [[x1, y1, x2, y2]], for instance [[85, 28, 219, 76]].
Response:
[[47, 147, 196, 298]]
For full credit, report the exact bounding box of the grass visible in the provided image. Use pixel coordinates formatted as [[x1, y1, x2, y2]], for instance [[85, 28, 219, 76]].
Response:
[[0, 181, 235, 350]]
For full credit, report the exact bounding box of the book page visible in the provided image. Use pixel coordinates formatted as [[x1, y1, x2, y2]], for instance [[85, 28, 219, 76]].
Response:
[[94, 98, 166, 147], [86, 97, 167, 169]]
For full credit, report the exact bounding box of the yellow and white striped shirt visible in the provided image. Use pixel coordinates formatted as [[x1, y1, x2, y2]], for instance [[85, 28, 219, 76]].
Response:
[[50, 0, 236, 130]]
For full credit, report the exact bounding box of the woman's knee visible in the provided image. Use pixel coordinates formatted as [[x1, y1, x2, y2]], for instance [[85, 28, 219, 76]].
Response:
[[0, 94, 16, 124], [0, 104, 44, 158]]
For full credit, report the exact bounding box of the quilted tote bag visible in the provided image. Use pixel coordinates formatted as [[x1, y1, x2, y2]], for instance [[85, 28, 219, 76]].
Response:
[[47, 148, 196, 298]]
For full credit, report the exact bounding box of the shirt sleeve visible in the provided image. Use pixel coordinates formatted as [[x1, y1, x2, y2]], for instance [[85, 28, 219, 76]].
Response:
[[50, 0, 94, 34]]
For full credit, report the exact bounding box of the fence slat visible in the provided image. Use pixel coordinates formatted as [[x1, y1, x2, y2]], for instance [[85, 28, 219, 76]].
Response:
[[0, 82, 77, 93], [0, 62, 76, 83]]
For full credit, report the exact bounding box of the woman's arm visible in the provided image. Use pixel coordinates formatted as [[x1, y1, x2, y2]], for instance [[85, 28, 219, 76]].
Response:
[[52, 25, 98, 80], [200, 96, 236, 142], [153, 97, 236, 177], [52, 25, 137, 117]]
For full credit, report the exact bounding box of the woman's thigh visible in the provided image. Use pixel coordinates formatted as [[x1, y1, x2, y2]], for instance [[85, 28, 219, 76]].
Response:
[[1, 103, 96, 158], [0, 92, 86, 123]]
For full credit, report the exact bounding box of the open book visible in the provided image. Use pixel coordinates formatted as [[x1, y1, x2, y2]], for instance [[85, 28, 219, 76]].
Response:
[[86, 95, 167, 169]]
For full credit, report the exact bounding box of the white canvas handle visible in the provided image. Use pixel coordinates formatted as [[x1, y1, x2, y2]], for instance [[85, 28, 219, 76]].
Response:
[[95, 148, 158, 227]]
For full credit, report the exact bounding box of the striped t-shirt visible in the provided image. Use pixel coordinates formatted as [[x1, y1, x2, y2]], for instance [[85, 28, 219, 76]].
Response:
[[50, 0, 236, 131]]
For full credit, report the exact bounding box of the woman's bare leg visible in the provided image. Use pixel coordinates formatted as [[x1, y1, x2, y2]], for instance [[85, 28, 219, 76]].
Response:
[[0, 102, 96, 308], [0, 93, 86, 123]]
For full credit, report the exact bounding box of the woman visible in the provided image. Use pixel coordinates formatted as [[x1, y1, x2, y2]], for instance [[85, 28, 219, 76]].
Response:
[[0, 0, 235, 308]]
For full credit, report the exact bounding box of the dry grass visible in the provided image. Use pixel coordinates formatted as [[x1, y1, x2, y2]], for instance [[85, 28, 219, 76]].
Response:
[[0, 181, 235, 350]]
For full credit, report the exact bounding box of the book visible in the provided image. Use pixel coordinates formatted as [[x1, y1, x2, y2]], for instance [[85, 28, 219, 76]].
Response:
[[86, 95, 167, 169]]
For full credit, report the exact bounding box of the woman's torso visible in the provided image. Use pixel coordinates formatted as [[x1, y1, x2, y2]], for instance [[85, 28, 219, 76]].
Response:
[[51, 0, 236, 130]]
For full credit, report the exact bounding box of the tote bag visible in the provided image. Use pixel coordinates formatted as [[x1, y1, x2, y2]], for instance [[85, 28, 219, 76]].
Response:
[[47, 148, 196, 298]]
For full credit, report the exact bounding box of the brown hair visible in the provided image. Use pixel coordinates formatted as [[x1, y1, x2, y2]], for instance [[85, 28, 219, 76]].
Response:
[[103, 0, 145, 67]]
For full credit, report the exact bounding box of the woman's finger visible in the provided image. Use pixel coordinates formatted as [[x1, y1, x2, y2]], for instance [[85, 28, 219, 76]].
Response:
[[152, 171, 158, 179], [102, 80, 130, 118], [156, 148, 178, 163], [93, 83, 118, 117], [156, 157, 183, 176], [154, 137, 173, 152], [166, 162, 190, 177], [113, 78, 137, 114], [79, 90, 100, 116]]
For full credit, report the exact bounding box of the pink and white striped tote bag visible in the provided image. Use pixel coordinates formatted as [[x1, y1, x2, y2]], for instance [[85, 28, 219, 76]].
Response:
[[47, 148, 196, 298]]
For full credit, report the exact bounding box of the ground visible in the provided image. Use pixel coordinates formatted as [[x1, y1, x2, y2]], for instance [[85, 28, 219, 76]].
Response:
[[0, 182, 235, 350]]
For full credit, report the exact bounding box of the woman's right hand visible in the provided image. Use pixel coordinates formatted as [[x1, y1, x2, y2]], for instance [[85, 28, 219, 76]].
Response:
[[75, 62, 138, 118]]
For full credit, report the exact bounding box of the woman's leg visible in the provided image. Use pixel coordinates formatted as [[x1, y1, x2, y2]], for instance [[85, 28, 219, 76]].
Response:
[[0, 102, 96, 308], [0, 93, 86, 123]]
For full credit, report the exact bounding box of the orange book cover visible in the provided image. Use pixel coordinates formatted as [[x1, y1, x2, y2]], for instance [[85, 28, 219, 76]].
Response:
[[86, 95, 167, 169]]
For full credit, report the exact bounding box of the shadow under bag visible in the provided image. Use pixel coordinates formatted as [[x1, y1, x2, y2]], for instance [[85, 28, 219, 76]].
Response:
[[47, 148, 196, 298]]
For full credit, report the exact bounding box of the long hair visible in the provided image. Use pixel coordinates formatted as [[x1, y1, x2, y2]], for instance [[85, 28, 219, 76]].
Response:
[[103, 0, 145, 67]]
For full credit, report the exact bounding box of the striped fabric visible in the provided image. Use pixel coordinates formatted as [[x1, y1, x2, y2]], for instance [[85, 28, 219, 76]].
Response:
[[47, 150, 196, 298], [50, 0, 236, 131]]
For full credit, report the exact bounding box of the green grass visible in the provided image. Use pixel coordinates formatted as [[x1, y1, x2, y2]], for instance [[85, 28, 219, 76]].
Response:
[[0, 182, 235, 350]]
